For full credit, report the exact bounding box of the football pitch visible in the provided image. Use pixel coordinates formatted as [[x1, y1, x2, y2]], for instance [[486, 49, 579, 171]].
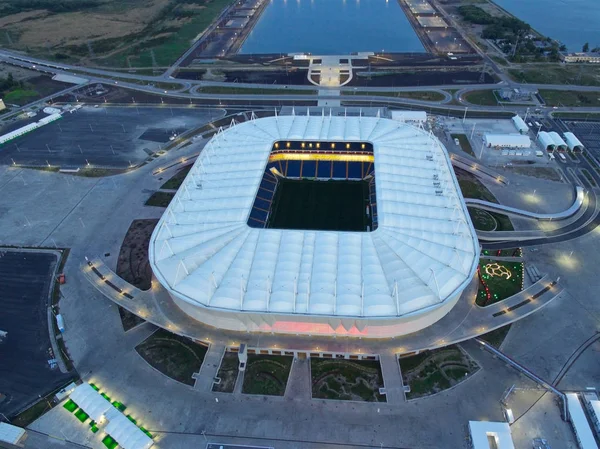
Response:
[[267, 179, 371, 232]]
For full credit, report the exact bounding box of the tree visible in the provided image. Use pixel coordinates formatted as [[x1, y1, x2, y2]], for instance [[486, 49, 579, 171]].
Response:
[[583, 42, 590, 52]]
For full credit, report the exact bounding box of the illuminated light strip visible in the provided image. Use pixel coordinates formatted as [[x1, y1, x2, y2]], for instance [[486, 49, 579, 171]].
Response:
[[269, 153, 374, 163]]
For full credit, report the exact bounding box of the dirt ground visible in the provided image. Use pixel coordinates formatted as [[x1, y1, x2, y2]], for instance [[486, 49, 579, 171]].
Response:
[[1, 0, 169, 49], [116, 219, 158, 291]]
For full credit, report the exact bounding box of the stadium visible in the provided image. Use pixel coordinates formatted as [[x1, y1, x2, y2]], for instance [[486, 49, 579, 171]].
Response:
[[149, 112, 480, 338]]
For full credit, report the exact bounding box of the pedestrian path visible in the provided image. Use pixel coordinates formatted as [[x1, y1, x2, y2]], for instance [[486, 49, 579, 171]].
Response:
[[284, 357, 312, 401], [194, 342, 225, 391], [379, 353, 405, 404]]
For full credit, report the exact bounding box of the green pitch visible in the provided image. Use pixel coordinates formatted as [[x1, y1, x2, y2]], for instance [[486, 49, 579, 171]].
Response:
[[268, 179, 371, 232]]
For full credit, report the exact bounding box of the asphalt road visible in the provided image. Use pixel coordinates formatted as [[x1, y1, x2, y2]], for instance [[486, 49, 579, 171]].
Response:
[[0, 250, 73, 417]]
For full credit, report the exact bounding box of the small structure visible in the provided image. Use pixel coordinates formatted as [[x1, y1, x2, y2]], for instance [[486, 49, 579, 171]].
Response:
[[468, 421, 515, 449], [498, 88, 537, 102], [483, 134, 531, 149], [0, 422, 27, 447], [390, 110, 427, 123], [0, 113, 62, 146], [55, 381, 78, 402], [564, 132, 585, 152], [565, 393, 597, 449], [549, 131, 568, 151], [583, 393, 600, 435], [538, 131, 556, 152], [0, 99, 5, 111], [511, 115, 529, 134], [560, 52, 600, 63]]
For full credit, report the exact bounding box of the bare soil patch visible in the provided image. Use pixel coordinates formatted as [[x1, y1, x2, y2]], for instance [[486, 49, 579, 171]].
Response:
[[116, 219, 158, 291]]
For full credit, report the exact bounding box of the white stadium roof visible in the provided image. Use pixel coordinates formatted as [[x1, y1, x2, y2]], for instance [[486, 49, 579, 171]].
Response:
[[149, 114, 478, 319]]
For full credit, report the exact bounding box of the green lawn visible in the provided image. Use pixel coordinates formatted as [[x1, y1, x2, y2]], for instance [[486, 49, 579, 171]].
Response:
[[161, 165, 193, 190], [463, 90, 498, 106], [96, 0, 236, 68], [242, 355, 293, 396], [509, 65, 600, 86], [399, 346, 479, 400], [136, 329, 208, 385], [458, 179, 498, 203], [3, 88, 39, 105], [145, 191, 175, 207], [477, 259, 523, 307], [540, 90, 600, 107], [468, 207, 496, 231], [11, 399, 52, 427], [213, 352, 240, 393], [311, 359, 386, 402], [479, 324, 512, 348], [451, 134, 475, 157]]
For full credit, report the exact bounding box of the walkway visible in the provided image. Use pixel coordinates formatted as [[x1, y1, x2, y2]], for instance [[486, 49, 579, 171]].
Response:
[[466, 186, 585, 220], [379, 354, 405, 405], [194, 343, 226, 391], [82, 259, 563, 356]]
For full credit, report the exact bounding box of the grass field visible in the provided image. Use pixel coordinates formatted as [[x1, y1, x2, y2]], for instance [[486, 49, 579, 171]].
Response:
[[242, 355, 293, 396], [311, 359, 386, 402], [468, 207, 496, 231], [3, 88, 38, 104], [458, 179, 498, 203], [269, 179, 369, 232], [136, 329, 208, 385], [540, 90, 600, 107], [463, 90, 498, 106], [212, 352, 239, 393], [399, 346, 479, 400], [145, 191, 174, 207], [0, 0, 235, 68], [161, 164, 193, 189], [508, 65, 600, 87]]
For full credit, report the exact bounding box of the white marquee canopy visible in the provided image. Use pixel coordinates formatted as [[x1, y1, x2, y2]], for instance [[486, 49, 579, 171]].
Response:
[[149, 114, 478, 320]]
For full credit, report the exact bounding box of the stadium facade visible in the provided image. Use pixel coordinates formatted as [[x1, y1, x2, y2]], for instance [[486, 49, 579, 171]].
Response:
[[149, 113, 479, 338]]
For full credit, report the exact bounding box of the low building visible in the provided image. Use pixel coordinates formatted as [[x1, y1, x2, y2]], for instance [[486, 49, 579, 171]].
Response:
[[549, 131, 568, 151], [0, 99, 5, 111], [468, 421, 515, 449], [538, 131, 556, 152], [0, 422, 27, 447], [390, 110, 427, 123], [498, 88, 537, 102], [564, 132, 584, 151], [511, 115, 529, 134], [484, 134, 531, 149], [560, 52, 600, 63]]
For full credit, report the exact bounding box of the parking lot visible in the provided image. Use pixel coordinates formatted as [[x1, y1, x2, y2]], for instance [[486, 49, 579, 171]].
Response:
[[0, 250, 73, 417], [0, 106, 223, 169]]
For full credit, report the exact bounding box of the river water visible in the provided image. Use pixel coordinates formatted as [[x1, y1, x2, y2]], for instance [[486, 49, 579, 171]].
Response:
[[493, 0, 600, 51], [239, 0, 424, 55]]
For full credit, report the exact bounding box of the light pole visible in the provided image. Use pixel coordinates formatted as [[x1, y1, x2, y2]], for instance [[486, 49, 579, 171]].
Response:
[[462, 106, 468, 124]]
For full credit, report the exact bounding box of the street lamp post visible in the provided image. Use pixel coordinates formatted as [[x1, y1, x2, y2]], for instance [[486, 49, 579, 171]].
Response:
[[462, 106, 468, 124]]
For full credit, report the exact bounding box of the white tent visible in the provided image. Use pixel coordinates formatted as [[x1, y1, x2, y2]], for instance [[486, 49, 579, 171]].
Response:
[[564, 132, 584, 151], [105, 413, 153, 449], [566, 394, 597, 449], [0, 422, 27, 445], [69, 383, 112, 422], [537, 131, 556, 151], [511, 115, 529, 134], [484, 134, 531, 148], [549, 131, 567, 150]]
